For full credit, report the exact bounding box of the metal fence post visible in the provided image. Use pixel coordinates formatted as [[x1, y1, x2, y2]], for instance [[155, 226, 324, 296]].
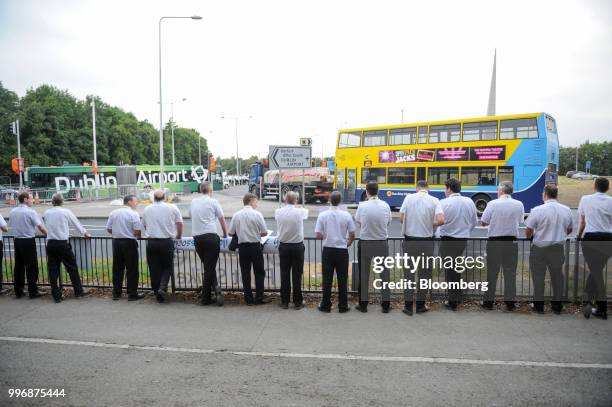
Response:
[[573, 239, 580, 303]]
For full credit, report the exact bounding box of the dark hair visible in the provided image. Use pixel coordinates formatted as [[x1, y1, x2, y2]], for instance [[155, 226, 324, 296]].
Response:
[[594, 177, 609, 193], [365, 181, 378, 197], [51, 193, 64, 206], [330, 191, 342, 206], [445, 178, 461, 193], [243, 193, 257, 206], [153, 190, 165, 202], [200, 182, 211, 194], [543, 184, 558, 199], [416, 180, 429, 190], [500, 181, 514, 194], [17, 192, 30, 203], [123, 194, 136, 205]]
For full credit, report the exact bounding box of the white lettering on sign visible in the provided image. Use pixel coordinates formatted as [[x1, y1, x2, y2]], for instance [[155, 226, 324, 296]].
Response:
[[269, 146, 312, 169]]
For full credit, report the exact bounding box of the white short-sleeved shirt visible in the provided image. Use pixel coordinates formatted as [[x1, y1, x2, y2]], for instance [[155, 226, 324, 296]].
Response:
[[578, 192, 612, 234], [142, 202, 183, 238], [106, 207, 141, 239], [354, 198, 391, 240], [399, 191, 443, 238], [189, 195, 224, 236], [275, 205, 308, 243], [525, 199, 572, 247], [229, 206, 267, 244], [315, 207, 356, 249], [44, 207, 87, 241], [0, 214, 7, 239], [439, 193, 478, 238], [8, 204, 42, 238], [481, 195, 525, 238]]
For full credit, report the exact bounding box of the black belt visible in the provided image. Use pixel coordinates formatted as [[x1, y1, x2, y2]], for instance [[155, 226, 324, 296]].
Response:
[[279, 242, 303, 245], [148, 238, 173, 241], [403, 236, 434, 241], [489, 236, 517, 241]]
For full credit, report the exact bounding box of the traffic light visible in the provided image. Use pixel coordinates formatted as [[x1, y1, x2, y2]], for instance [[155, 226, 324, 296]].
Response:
[[209, 154, 216, 172], [8, 121, 16, 135], [202, 153, 209, 168]]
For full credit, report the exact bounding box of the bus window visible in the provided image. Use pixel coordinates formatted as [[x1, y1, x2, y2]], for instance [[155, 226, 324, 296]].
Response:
[[498, 167, 514, 184], [429, 124, 460, 143], [388, 167, 415, 184], [418, 126, 428, 144], [389, 127, 416, 145], [428, 167, 459, 185], [461, 167, 496, 186], [462, 121, 498, 141], [361, 168, 386, 184], [338, 132, 361, 148], [417, 167, 426, 182], [500, 118, 538, 139], [363, 130, 387, 146]]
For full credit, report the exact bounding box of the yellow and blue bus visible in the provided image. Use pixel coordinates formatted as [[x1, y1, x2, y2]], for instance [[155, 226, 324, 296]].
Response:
[[334, 112, 559, 212]]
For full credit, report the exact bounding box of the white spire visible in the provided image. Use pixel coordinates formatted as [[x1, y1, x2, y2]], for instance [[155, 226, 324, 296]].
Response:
[[487, 49, 496, 116]]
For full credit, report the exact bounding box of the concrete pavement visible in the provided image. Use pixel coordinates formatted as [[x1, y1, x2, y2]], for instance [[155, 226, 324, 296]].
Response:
[[0, 295, 610, 406]]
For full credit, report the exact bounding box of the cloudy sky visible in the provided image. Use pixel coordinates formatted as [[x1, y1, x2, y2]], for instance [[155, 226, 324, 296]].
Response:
[[1, 0, 610, 160]]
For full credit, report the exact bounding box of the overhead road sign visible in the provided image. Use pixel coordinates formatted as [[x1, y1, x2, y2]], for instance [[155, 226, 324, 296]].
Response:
[[269, 146, 312, 169]]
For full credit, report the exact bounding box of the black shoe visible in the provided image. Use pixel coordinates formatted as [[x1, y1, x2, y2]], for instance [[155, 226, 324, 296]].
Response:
[[338, 306, 350, 313], [201, 298, 217, 306], [504, 302, 516, 312], [128, 293, 145, 301], [402, 306, 413, 316], [356, 302, 368, 313], [529, 303, 544, 314], [280, 303, 289, 310], [15, 290, 24, 299], [582, 302, 592, 319], [382, 305, 390, 314], [480, 301, 493, 310], [254, 297, 272, 305], [156, 291, 166, 303], [76, 288, 91, 298], [214, 286, 224, 306], [552, 308, 561, 315], [112, 294, 121, 301], [54, 296, 63, 303], [444, 301, 457, 311], [294, 301, 305, 310], [416, 306, 429, 314], [591, 308, 608, 320], [29, 291, 48, 299], [318, 304, 331, 313]]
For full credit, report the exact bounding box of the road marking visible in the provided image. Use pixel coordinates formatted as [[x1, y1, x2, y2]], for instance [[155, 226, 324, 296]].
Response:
[[1, 336, 610, 370]]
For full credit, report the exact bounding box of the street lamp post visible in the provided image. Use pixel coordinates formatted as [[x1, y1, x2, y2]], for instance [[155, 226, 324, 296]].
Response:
[[91, 98, 97, 168], [158, 15, 201, 188], [221, 115, 251, 176], [169, 98, 187, 166]]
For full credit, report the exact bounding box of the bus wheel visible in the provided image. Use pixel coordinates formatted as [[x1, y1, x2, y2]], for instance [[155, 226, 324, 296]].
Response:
[[472, 194, 491, 214], [250, 185, 259, 196]]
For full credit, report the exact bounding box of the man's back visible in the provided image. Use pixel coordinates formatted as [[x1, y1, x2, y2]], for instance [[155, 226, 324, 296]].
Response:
[[355, 198, 391, 240], [578, 192, 612, 234], [439, 194, 477, 238], [190, 196, 223, 236], [481, 196, 524, 237], [315, 208, 355, 248], [400, 191, 442, 237]]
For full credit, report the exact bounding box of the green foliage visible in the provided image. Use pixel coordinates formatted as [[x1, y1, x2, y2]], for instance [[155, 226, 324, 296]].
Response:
[[0, 82, 208, 180], [559, 142, 611, 176]]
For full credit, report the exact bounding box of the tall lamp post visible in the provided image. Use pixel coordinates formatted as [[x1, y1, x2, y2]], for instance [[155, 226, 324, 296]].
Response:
[[91, 97, 98, 170], [220, 115, 251, 176], [158, 15, 202, 188]]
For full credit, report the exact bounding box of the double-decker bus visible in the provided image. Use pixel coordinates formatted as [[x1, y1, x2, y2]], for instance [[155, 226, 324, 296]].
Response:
[[25, 164, 208, 193], [334, 112, 559, 213]]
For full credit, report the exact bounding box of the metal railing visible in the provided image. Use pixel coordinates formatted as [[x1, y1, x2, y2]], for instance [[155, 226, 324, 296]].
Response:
[[0, 236, 609, 302]]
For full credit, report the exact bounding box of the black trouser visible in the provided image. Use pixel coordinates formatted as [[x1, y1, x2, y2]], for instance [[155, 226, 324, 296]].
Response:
[[321, 247, 349, 310], [358, 240, 390, 305], [440, 237, 468, 307], [194, 234, 221, 301], [581, 232, 612, 312], [146, 238, 175, 294], [47, 240, 84, 300], [529, 243, 564, 312], [112, 239, 139, 297], [484, 237, 518, 304], [0, 240, 3, 290], [279, 242, 304, 305], [238, 242, 265, 303], [14, 237, 40, 296], [402, 236, 434, 309]]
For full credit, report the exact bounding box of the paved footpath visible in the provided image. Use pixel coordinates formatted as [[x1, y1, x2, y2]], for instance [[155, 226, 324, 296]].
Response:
[[0, 295, 610, 406]]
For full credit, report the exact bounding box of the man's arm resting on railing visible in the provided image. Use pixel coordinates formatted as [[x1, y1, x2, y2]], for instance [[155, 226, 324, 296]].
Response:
[[175, 222, 184, 240], [37, 224, 47, 236], [218, 216, 228, 238], [577, 215, 586, 239], [525, 227, 534, 239], [433, 213, 444, 227], [347, 231, 355, 247]]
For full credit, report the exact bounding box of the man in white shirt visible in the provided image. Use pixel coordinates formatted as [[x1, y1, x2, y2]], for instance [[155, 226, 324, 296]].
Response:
[[399, 180, 444, 315], [190, 182, 228, 306], [8, 192, 48, 298], [525, 184, 572, 315], [229, 193, 269, 305], [439, 178, 477, 311], [275, 191, 308, 310], [577, 177, 612, 319], [142, 190, 183, 303], [315, 191, 356, 313], [44, 194, 92, 303], [0, 213, 8, 294], [481, 181, 525, 311], [107, 194, 143, 301], [354, 182, 392, 313]]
